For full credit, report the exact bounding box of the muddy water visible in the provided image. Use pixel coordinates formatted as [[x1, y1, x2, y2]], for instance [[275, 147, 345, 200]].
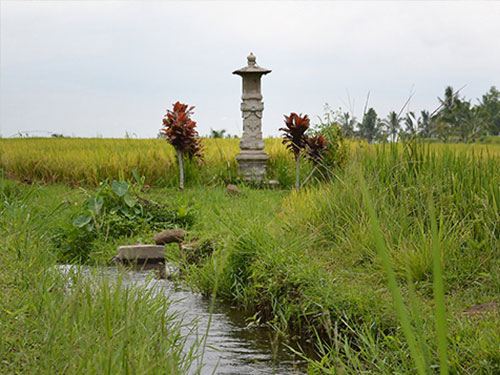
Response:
[[57, 265, 308, 375]]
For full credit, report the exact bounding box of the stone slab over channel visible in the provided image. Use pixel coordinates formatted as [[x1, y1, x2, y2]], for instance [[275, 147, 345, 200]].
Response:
[[116, 245, 165, 262]]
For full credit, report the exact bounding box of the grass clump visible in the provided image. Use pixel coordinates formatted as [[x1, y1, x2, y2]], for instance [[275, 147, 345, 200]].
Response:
[[174, 141, 500, 373], [0, 179, 197, 374]]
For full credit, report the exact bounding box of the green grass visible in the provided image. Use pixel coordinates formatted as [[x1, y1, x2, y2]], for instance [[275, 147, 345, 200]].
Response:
[[0, 180, 198, 374], [478, 135, 500, 145], [179, 142, 500, 373], [2, 140, 500, 373]]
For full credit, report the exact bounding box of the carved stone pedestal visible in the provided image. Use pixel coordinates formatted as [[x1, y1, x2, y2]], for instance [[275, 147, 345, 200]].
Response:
[[233, 53, 271, 182], [236, 150, 269, 181]]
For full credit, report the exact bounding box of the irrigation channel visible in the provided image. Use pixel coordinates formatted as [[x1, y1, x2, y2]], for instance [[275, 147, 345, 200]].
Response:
[[56, 264, 309, 375]]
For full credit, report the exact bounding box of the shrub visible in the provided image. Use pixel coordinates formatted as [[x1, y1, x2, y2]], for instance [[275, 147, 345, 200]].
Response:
[[280, 113, 310, 190], [53, 178, 194, 262], [160, 102, 203, 190], [309, 116, 347, 177]]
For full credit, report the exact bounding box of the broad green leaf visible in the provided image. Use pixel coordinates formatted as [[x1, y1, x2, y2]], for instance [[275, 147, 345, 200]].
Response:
[[131, 168, 144, 186], [88, 197, 103, 215], [73, 214, 92, 228], [124, 193, 137, 208], [112, 180, 129, 197]]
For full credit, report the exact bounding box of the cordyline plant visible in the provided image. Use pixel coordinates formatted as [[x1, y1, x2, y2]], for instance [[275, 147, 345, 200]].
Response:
[[300, 134, 329, 188], [161, 102, 203, 190], [280, 113, 310, 190], [280, 113, 329, 190], [306, 134, 328, 165]]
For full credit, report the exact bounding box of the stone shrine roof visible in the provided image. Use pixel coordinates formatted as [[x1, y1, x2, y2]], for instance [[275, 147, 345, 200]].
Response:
[[233, 53, 271, 76]]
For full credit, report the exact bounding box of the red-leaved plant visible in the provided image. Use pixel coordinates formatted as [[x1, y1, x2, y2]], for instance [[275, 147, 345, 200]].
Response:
[[306, 134, 328, 165], [280, 113, 310, 190], [161, 102, 203, 190]]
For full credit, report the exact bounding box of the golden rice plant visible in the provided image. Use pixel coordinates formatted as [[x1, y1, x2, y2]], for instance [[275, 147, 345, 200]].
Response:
[[1, 137, 499, 188]]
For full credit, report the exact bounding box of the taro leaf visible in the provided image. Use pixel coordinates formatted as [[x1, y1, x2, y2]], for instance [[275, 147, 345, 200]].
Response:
[[88, 197, 104, 215], [73, 214, 92, 228], [123, 193, 137, 208], [110, 206, 119, 215], [112, 180, 129, 197]]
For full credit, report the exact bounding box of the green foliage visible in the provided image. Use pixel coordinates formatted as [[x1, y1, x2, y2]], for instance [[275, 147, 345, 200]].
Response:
[[310, 112, 348, 172], [336, 85, 500, 144], [0, 178, 27, 204], [478, 135, 500, 144], [53, 178, 194, 262], [481, 86, 500, 135], [0, 185, 196, 374], [359, 107, 380, 143], [383, 110, 402, 142], [209, 128, 227, 138], [175, 141, 500, 373]]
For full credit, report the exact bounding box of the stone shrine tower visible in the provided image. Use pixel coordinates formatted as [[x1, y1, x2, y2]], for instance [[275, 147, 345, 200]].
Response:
[[233, 53, 271, 181]]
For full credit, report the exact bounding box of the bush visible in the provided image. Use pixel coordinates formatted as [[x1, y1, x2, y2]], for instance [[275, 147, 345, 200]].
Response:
[[308, 117, 347, 180], [53, 178, 195, 262]]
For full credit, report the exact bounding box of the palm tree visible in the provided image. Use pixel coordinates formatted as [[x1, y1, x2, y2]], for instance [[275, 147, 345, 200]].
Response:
[[359, 108, 379, 143], [339, 112, 357, 138], [418, 110, 433, 138], [403, 112, 418, 138], [383, 111, 401, 142], [440, 86, 456, 113]]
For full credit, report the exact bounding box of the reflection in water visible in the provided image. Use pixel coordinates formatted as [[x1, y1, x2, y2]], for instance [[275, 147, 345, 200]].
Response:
[[56, 265, 307, 375]]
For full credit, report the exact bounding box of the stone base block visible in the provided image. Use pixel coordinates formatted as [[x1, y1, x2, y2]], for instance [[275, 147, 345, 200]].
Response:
[[116, 245, 165, 263], [236, 150, 269, 182]]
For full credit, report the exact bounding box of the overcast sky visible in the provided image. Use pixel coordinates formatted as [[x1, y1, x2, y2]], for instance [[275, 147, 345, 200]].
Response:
[[1, 1, 499, 138]]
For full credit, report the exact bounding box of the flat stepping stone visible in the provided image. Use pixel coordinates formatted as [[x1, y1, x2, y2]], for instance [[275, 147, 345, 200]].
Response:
[[115, 245, 165, 262]]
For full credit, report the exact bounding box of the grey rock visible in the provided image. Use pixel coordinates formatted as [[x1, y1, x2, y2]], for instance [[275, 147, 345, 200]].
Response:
[[154, 229, 187, 245]]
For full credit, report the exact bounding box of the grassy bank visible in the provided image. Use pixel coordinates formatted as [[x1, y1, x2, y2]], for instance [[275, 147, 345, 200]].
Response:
[[0, 181, 198, 374], [2, 139, 500, 373], [181, 142, 500, 373]]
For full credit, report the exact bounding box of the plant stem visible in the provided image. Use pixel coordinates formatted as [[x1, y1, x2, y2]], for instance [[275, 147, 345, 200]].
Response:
[[295, 155, 300, 191], [176, 148, 184, 191], [300, 165, 318, 189]]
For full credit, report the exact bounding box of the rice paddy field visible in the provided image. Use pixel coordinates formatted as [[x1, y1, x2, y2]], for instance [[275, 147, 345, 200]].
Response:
[[1, 137, 500, 188], [1, 137, 500, 374]]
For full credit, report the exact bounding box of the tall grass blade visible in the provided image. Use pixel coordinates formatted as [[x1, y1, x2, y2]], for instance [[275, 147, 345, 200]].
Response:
[[358, 168, 427, 375], [429, 196, 449, 375]]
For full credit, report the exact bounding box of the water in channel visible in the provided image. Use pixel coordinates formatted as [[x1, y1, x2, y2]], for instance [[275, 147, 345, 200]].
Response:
[[57, 265, 309, 375]]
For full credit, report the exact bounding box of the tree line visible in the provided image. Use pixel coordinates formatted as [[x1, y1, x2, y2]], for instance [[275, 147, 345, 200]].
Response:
[[335, 86, 500, 143]]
